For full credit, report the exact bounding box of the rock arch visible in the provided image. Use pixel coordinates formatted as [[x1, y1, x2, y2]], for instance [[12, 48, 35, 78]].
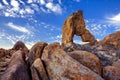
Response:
[[62, 10, 96, 46]]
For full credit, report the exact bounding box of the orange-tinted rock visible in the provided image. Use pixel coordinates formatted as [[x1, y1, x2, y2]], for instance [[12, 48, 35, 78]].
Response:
[[69, 50, 101, 75], [28, 42, 48, 65], [62, 10, 96, 46], [112, 59, 120, 68], [31, 58, 49, 80], [41, 42, 103, 80], [81, 30, 96, 44], [0, 50, 30, 80], [103, 66, 120, 80], [101, 31, 120, 47]]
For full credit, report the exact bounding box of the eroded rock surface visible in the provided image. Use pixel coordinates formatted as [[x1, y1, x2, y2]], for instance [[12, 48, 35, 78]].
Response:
[[31, 58, 49, 80], [69, 50, 101, 75], [100, 31, 120, 48], [0, 50, 30, 80], [62, 10, 96, 47], [103, 66, 120, 80], [112, 59, 120, 68], [0, 10, 120, 80], [12, 41, 29, 58], [0, 49, 15, 74], [41, 42, 103, 80], [28, 42, 48, 65]]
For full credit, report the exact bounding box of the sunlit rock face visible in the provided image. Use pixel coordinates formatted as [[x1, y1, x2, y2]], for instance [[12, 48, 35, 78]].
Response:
[[100, 31, 120, 48], [62, 10, 96, 47], [41, 42, 103, 80], [1, 10, 120, 80]]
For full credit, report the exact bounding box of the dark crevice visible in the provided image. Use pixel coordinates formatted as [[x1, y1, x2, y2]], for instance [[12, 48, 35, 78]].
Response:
[[27, 61, 32, 80], [34, 67, 43, 80], [42, 61, 50, 80]]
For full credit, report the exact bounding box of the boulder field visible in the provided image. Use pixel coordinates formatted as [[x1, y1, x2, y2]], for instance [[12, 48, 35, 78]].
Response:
[[0, 10, 120, 80]]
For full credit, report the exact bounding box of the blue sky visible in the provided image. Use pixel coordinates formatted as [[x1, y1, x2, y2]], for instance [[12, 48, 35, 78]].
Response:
[[0, 0, 120, 48]]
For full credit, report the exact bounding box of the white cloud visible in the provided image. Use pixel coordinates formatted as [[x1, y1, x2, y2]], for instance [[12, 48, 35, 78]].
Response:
[[107, 13, 120, 26], [0, 32, 34, 49], [11, 0, 19, 8], [28, 0, 33, 3], [56, 34, 62, 39], [2, 0, 9, 5], [5, 12, 10, 17], [46, 2, 62, 14], [0, 0, 63, 18], [25, 7, 34, 14], [19, 9, 26, 15], [85, 19, 113, 39], [7, 22, 31, 34], [40, 0, 46, 5], [31, 4, 39, 11]]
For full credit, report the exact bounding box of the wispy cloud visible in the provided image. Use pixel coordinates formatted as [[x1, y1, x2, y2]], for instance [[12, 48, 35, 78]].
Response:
[[2, 0, 9, 5], [45, 2, 62, 14], [0, 31, 34, 49], [0, 0, 82, 18], [40, 0, 46, 5], [84, 19, 116, 40], [106, 13, 120, 26], [0, 0, 63, 18], [7, 22, 31, 34]]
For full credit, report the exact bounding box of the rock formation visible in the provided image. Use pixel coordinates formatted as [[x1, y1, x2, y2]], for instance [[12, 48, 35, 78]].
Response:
[[100, 31, 120, 48], [0, 48, 6, 58], [31, 58, 49, 80], [0, 10, 120, 80], [62, 10, 96, 47], [41, 42, 103, 80], [12, 41, 28, 51], [12, 41, 29, 57], [0, 50, 30, 80], [0, 48, 14, 74], [112, 59, 120, 68], [28, 42, 48, 65], [68, 50, 101, 75], [103, 66, 120, 80]]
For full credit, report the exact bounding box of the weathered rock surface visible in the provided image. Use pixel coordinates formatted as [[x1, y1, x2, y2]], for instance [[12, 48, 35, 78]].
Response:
[[12, 41, 29, 58], [0, 49, 14, 74], [100, 31, 120, 48], [31, 58, 49, 80], [1, 10, 120, 80], [70, 42, 119, 67], [62, 10, 96, 46], [68, 50, 101, 75], [112, 59, 120, 68], [103, 66, 120, 80], [0, 48, 5, 58], [0, 50, 30, 80], [12, 41, 28, 51], [28, 42, 48, 65], [42, 42, 103, 80], [81, 30, 97, 44]]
